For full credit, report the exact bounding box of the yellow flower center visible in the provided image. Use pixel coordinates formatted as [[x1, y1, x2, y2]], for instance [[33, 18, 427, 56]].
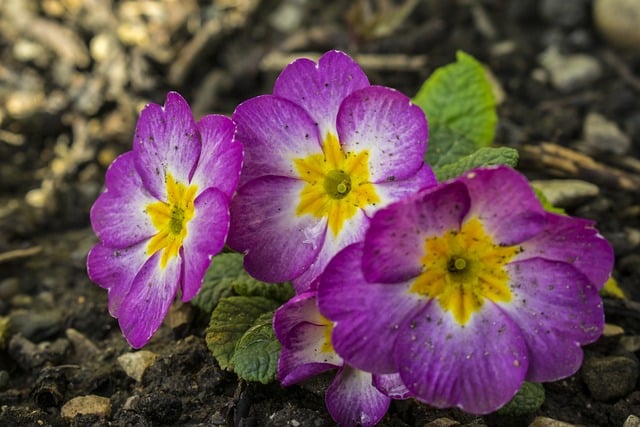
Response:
[[320, 317, 335, 354], [294, 133, 380, 236], [145, 173, 198, 269], [410, 217, 520, 325]]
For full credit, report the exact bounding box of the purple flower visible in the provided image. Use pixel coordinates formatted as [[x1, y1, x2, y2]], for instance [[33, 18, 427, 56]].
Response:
[[227, 50, 436, 292], [87, 92, 243, 348], [274, 292, 409, 426], [317, 166, 613, 414]]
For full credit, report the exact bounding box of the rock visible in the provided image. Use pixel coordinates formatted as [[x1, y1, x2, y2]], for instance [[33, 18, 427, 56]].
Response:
[[0, 370, 9, 389], [594, 0, 640, 50], [425, 417, 461, 426], [624, 414, 640, 427], [581, 112, 631, 155], [529, 416, 578, 427], [61, 395, 111, 421], [118, 350, 158, 382], [531, 179, 599, 208], [9, 309, 63, 342], [620, 335, 640, 353], [539, 0, 588, 27], [582, 355, 639, 401], [539, 47, 602, 92]]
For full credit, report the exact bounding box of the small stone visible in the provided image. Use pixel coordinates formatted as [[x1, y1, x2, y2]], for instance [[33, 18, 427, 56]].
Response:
[[539, 0, 588, 27], [582, 356, 639, 401], [0, 370, 9, 389], [620, 336, 640, 353], [531, 179, 599, 208], [594, 0, 640, 50], [528, 416, 577, 427], [425, 417, 460, 426], [603, 323, 625, 338], [118, 350, 158, 382], [539, 47, 602, 92], [61, 395, 111, 421], [624, 414, 640, 427], [582, 112, 631, 155]]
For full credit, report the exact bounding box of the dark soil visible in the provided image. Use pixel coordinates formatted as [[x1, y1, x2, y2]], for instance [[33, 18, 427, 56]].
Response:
[[1, 0, 640, 426]]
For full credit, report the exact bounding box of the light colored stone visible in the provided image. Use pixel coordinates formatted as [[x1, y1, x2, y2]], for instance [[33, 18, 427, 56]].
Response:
[[117, 350, 158, 382], [624, 414, 640, 427], [594, 0, 640, 50], [528, 416, 577, 427], [583, 112, 631, 155], [531, 179, 599, 208], [424, 417, 460, 427], [539, 47, 602, 92], [61, 395, 111, 420], [582, 355, 639, 401]]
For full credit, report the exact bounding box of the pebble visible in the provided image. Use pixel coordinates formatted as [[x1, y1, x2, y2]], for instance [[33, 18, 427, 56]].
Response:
[[619, 335, 640, 353], [9, 309, 63, 342], [118, 350, 158, 382], [582, 355, 639, 401], [531, 179, 599, 208], [529, 416, 578, 427], [624, 415, 640, 427], [539, 47, 602, 92], [425, 417, 460, 426], [594, 0, 640, 50], [61, 395, 111, 421], [581, 112, 631, 155], [539, 0, 588, 27], [0, 370, 9, 389]]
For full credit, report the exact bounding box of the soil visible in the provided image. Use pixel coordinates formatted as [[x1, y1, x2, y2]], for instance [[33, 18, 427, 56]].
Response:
[[1, 0, 640, 426]]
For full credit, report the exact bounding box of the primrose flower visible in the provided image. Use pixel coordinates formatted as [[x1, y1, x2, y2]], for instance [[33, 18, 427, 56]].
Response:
[[87, 92, 242, 348], [227, 50, 436, 291], [274, 292, 410, 426], [317, 165, 613, 414]]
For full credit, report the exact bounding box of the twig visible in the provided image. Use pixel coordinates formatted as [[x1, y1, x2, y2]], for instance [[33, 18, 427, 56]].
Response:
[[260, 51, 428, 72], [601, 49, 640, 93], [0, 246, 42, 264]]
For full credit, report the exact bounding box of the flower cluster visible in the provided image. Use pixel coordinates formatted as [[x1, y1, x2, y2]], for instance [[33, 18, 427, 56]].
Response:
[[89, 51, 614, 425]]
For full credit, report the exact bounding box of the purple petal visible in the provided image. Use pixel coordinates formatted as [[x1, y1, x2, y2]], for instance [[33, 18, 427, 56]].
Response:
[[516, 213, 614, 289], [459, 166, 546, 245], [116, 251, 181, 348], [180, 188, 230, 301], [274, 292, 342, 386], [86, 240, 148, 316], [337, 86, 428, 182], [190, 114, 243, 199], [232, 95, 322, 187], [317, 243, 422, 374], [326, 366, 391, 427], [228, 176, 325, 283], [362, 182, 470, 284], [366, 164, 437, 217], [396, 302, 529, 414], [90, 152, 157, 248], [133, 92, 201, 200], [274, 50, 369, 140], [373, 373, 412, 400], [503, 258, 604, 382], [292, 208, 369, 293]]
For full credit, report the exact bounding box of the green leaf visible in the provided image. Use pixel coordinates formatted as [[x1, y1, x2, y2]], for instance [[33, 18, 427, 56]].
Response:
[[190, 253, 244, 313], [233, 280, 294, 303], [413, 51, 497, 167], [231, 311, 281, 384], [496, 382, 545, 416], [434, 147, 519, 181], [205, 296, 280, 370], [532, 187, 566, 215]]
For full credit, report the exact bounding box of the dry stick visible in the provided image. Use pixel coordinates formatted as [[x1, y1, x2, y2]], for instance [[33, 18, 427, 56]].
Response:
[[0, 246, 42, 264], [601, 49, 640, 93], [519, 142, 640, 193], [259, 51, 429, 72]]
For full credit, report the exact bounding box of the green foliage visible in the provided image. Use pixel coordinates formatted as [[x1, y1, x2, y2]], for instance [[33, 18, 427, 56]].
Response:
[[435, 147, 519, 181], [414, 51, 498, 169], [497, 382, 546, 416], [532, 187, 566, 215], [231, 311, 281, 383], [190, 253, 244, 313]]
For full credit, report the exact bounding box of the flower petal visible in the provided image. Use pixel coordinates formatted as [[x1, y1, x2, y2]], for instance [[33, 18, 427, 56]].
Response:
[[232, 95, 322, 187], [274, 50, 369, 140], [515, 213, 614, 289], [190, 114, 243, 199], [292, 208, 369, 293], [180, 188, 230, 301], [368, 163, 437, 214], [337, 86, 428, 182], [362, 182, 470, 284], [317, 243, 422, 374], [90, 152, 157, 248], [116, 252, 181, 348], [459, 166, 546, 245], [227, 176, 325, 283], [326, 366, 391, 427], [373, 373, 412, 400], [396, 302, 529, 414], [503, 258, 604, 382], [86, 240, 148, 316], [133, 92, 201, 200], [274, 292, 342, 386]]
